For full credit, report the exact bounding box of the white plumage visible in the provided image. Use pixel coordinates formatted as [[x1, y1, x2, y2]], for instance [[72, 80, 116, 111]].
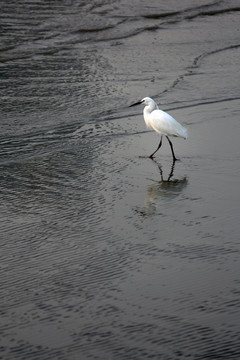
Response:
[[130, 97, 188, 161]]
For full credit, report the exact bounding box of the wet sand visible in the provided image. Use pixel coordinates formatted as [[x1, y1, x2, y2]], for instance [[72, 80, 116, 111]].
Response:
[[1, 1, 240, 359]]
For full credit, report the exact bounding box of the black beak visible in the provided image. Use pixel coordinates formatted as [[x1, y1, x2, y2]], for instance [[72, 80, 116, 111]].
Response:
[[129, 100, 143, 107]]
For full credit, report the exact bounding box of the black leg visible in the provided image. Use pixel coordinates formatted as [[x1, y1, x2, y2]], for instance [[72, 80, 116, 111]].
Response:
[[149, 136, 163, 158], [166, 136, 178, 161]]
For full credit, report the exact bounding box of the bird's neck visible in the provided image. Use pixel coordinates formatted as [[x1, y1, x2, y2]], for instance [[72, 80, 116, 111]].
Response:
[[144, 101, 158, 114]]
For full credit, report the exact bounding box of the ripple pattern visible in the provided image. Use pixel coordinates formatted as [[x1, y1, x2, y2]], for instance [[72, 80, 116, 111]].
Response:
[[1, 0, 240, 359]]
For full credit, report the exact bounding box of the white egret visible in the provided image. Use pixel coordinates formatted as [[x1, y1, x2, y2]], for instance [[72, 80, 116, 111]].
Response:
[[130, 97, 188, 161]]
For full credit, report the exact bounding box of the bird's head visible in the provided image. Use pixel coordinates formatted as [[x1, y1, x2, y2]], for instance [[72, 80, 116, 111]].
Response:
[[129, 97, 156, 107]]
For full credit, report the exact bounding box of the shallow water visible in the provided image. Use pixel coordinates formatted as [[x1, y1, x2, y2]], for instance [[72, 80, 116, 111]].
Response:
[[1, 1, 240, 359]]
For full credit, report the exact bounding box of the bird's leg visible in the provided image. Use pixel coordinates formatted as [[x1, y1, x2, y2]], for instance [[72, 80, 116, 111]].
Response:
[[166, 136, 179, 161], [149, 136, 163, 158]]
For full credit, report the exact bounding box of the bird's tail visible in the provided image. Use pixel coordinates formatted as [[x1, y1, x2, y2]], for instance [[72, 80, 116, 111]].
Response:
[[178, 125, 188, 139]]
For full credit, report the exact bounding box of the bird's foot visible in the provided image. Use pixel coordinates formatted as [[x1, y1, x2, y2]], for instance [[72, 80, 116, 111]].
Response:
[[139, 155, 155, 159]]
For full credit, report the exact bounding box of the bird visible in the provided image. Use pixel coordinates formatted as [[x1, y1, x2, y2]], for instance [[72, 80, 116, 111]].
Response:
[[130, 97, 188, 161]]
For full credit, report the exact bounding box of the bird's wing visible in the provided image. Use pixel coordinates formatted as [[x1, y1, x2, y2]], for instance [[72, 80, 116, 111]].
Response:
[[150, 110, 187, 138]]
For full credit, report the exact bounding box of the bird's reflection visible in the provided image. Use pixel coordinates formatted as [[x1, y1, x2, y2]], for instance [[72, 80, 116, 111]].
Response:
[[138, 159, 188, 216]]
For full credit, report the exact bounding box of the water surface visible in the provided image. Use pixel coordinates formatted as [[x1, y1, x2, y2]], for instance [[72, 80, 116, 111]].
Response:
[[1, 0, 240, 359]]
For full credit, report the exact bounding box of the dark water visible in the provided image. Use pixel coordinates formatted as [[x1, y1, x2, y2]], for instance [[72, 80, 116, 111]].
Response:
[[1, 1, 240, 359]]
